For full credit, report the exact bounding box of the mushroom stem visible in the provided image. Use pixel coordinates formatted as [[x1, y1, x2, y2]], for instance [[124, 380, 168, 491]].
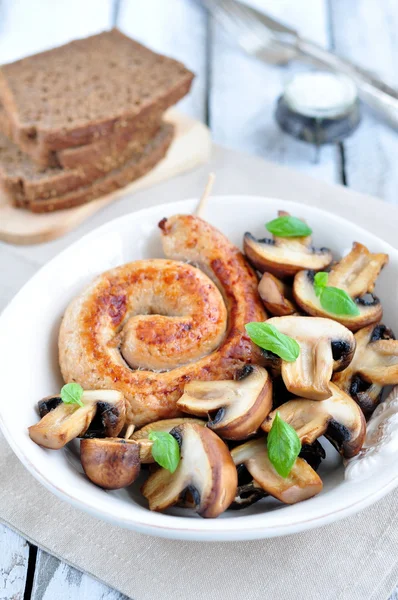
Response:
[[125, 424, 135, 440], [281, 339, 334, 400]]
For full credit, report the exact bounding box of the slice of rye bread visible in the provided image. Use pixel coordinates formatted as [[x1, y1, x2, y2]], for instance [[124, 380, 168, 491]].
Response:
[[10, 123, 174, 213], [0, 29, 193, 158], [0, 114, 162, 202], [0, 102, 163, 169]]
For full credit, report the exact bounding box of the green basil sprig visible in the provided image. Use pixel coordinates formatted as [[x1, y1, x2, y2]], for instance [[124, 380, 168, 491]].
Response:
[[266, 215, 312, 238], [60, 382, 84, 407], [314, 272, 360, 317], [245, 322, 300, 362], [149, 431, 181, 473], [267, 412, 301, 478]]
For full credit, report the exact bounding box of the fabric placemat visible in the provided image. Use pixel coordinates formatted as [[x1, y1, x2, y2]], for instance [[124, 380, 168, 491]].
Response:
[[2, 144, 398, 600]]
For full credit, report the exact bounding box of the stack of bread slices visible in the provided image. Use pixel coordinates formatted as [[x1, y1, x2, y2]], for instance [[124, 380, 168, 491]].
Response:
[[0, 29, 194, 213]]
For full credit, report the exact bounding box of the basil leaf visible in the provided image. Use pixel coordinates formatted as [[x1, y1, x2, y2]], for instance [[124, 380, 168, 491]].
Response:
[[149, 431, 181, 473], [60, 382, 84, 407], [245, 322, 300, 362], [319, 286, 360, 316], [266, 216, 312, 238], [267, 412, 301, 478], [314, 271, 328, 297]]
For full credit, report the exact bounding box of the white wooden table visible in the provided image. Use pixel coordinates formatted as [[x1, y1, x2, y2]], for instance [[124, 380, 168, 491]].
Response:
[[1, 0, 398, 598]]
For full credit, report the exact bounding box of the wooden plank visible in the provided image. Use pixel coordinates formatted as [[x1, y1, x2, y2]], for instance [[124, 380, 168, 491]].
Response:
[[117, 0, 208, 121], [0, 0, 113, 63], [330, 0, 398, 203], [0, 525, 29, 600], [209, 0, 340, 184], [31, 550, 128, 600]]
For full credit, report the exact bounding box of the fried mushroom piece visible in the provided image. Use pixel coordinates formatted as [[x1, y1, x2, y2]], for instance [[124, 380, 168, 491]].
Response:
[[28, 390, 126, 450], [258, 272, 299, 316], [231, 438, 323, 504], [176, 366, 272, 440], [230, 440, 325, 510], [80, 438, 141, 490], [294, 242, 388, 331], [262, 316, 355, 400], [333, 323, 398, 418], [262, 383, 366, 458], [243, 211, 332, 279], [141, 423, 237, 518], [131, 417, 206, 462]]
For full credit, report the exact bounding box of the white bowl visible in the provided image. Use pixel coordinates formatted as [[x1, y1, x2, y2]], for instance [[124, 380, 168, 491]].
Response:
[[1, 196, 397, 541]]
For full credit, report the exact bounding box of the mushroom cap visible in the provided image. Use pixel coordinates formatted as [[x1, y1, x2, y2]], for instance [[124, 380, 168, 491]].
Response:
[[258, 272, 299, 316], [141, 423, 238, 518], [263, 316, 356, 400], [231, 438, 323, 504], [176, 365, 272, 440], [262, 383, 366, 458], [294, 270, 383, 331], [333, 323, 398, 417], [80, 438, 141, 490], [243, 213, 332, 279]]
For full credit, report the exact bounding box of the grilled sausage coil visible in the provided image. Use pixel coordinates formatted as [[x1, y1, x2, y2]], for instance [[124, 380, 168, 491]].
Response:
[[59, 215, 266, 426]]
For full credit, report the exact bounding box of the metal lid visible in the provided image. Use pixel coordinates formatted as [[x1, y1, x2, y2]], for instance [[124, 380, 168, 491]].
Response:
[[283, 71, 358, 119]]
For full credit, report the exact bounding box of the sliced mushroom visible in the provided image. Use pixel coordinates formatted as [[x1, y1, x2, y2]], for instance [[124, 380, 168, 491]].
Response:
[[231, 438, 323, 504], [230, 439, 325, 509], [141, 423, 237, 518], [131, 417, 205, 441], [28, 390, 126, 450], [80, 438, 141, 490], [333, 323, 398, 417], [243, 211, 332, 278], [176, 365, 272, 440], [262, 316, 355, 400], [258, 272, 299, 316], [262, 383, 366, 458], [294, 242, 388, 331], [130, 417, 205, 463]]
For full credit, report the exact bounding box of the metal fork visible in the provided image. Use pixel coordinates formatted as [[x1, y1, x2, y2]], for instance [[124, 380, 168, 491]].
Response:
[[206, 0, 297, 64], [204, 0, 398, 129]]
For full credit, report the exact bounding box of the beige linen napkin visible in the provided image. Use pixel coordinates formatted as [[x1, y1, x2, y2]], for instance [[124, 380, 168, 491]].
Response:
[[2, 146, 398, 600]]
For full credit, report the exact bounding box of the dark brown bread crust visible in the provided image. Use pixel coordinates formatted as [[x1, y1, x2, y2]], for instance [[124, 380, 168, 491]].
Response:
[[0, 29, 193, 155], [12, 123, 174, 212], [0, 116, 162, 202]]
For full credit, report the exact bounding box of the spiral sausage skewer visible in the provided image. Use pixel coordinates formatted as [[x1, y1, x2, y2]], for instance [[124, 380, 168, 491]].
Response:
[[59, 215, 266, 426]]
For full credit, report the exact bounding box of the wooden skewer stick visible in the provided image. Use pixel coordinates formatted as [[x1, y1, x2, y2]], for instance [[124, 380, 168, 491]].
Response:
[[124, 423, 135, 440], [195, 173, 216, 217]]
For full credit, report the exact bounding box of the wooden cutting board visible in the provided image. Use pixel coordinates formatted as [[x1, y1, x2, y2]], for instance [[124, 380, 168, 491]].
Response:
[[0, 111, 211, 245]]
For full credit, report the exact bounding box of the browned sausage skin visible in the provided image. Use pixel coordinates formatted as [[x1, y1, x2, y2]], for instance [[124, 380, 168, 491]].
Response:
[[59, 215, 266, 426]]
